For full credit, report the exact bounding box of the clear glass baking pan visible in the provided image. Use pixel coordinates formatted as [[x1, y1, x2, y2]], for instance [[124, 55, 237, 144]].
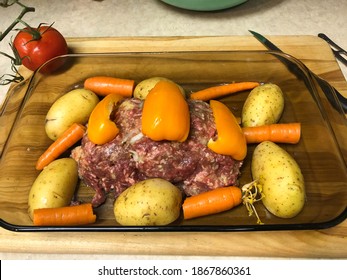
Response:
[[0, 51, 346, 232]]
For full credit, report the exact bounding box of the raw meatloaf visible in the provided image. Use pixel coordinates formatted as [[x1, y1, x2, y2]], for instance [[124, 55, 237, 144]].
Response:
[[71, 98, 243, 207]]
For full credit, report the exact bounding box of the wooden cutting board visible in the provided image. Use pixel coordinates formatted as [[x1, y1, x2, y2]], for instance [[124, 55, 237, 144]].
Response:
[[0, 36, 346, 258]]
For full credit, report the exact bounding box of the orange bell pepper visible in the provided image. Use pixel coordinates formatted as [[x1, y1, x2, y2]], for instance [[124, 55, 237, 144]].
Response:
[[141, 80, 190, 142], [87, 93, 124, 145], [208, 100, 247, 161]]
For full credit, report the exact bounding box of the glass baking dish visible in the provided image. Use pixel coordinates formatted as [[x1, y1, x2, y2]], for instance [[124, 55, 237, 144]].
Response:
[[0, 51, 346, 232]]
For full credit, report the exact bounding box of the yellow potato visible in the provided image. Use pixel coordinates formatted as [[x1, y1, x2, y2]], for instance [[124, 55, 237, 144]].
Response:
[[28, 158, 78, 220], [241, 83, 284, 127], [45, 88, 99, 140], [133, 77, 185, 100], [251, 141, 305, 218], [114, 178, 182, 226]]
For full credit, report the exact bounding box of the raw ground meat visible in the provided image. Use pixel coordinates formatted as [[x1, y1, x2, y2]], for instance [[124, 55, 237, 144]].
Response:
[[71, 98, 243, 207]]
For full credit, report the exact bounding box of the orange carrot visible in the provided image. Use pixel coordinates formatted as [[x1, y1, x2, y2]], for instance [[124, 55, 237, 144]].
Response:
[[242, 123, 301, 144], [36, 123, 86, 170], [84, 76, 135, 97], [182, 186, 242, 220], [33, 203, 96, 226], [190, 82, 260, 101]]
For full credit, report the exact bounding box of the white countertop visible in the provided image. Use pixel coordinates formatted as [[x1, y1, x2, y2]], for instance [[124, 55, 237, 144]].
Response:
[[0, 0, 346, 259]]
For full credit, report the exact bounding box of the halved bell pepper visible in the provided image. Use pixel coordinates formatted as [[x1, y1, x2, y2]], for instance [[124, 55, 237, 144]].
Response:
[[141, 80, 190, 142], [208, 100, 247, 161], [87, 93, 124, 145]]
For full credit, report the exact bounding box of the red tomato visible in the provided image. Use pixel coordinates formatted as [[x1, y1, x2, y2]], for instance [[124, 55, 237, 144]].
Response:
[[13, 25, 68, 73]]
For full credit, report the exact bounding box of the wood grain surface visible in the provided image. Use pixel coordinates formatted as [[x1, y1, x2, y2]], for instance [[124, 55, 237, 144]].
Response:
[[0, 36, 346, 258]]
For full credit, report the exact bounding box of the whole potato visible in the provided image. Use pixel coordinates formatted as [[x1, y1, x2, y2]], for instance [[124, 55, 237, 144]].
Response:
[[241, 83, 284, 127], [251, 141, 305, 218], [133, 77, 185, 100], [114, 178, 182, 226], [45, 89, 99, 140], [28, 158, 78, 220]]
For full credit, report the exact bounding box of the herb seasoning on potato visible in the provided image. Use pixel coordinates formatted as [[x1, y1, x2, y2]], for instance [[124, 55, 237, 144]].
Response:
[[28, 158, 79, 220], [241, 83, 284, 127], [251, 141, 305, 218], [114, 178, 182, 226], [45, 89, 99, 140]]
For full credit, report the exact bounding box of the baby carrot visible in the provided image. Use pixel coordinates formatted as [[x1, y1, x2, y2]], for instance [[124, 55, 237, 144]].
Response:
[[84, 76, 135, 97], [182, 186, 242, 220], [36, 123, 86, 170], [242, 123, 301, 144], [190, 82, 260, 101], [33, 203, 96, 226]]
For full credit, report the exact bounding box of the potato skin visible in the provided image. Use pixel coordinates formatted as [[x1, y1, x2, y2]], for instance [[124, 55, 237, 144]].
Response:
[[45, 89, 99, 140], [133, 77, 185, 100], [28, 158, 78, 220], [251, 141, 305, 218], [114, 178, 182, 226], [241, 83, 284, 127]]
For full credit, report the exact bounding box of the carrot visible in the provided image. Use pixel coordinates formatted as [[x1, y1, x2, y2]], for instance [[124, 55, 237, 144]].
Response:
[[33, 203, 96, 226], [242, 123, 301, 144], [84, 76, 135, 97], [36, 123, 86, 170], [182, 186, 242, 220], [190, 82, 260, 101]]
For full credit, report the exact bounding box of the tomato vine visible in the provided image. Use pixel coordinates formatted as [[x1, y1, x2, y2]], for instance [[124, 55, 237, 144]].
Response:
[[0, 1, 35, 84]]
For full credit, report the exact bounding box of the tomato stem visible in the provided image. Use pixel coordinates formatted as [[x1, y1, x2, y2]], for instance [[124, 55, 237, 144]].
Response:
[[15, 19, 42, 42], [18, 22, 56, 44]]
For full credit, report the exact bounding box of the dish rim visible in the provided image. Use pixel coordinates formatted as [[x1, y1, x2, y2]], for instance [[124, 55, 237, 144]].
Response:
[[0, 50, 346, 232]]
